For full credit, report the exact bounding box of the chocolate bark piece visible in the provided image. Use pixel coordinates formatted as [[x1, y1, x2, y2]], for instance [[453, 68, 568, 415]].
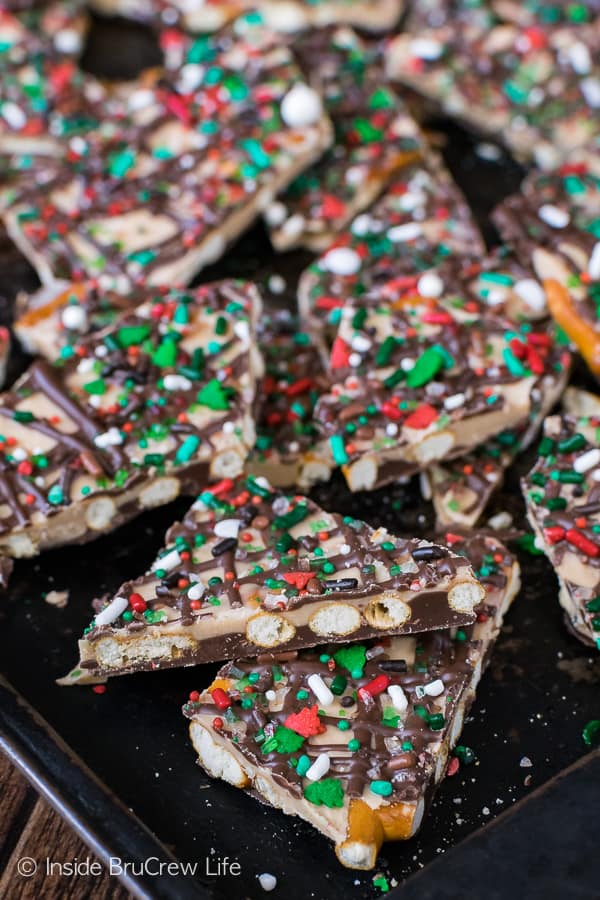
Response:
[[247, 313, 334, 491], [313, 265, 570, 493], [492, 155, 600, 375], [0, 0, 95, 155], [428, 317, 569, 528], [13, 276, 265, 360], [0, 279, 261, 558], [1, 14, 332, 288], [523, 410, 600, 649], [89, 0, 404, 33], [265, 27, 423, 252], [182, 530, 519, 870], [386, 22, 600, 170], [297, 155, 484, 346], [62, 474, 485, 682]]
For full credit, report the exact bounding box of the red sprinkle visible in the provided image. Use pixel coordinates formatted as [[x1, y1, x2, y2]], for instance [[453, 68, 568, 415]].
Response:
[[330, 337, 351, 369], [210, 688, 231, 710], [404, 404, 438, 430], [284, 704, 324, 738], [446, 757, 460, 777], [544, 526, 566, 544], [92, 685, 106, 695], [129, 593, 147, 613], [359, 674, 390, 700], [565, 529, 599, 557], [189, 690, 200, 702]]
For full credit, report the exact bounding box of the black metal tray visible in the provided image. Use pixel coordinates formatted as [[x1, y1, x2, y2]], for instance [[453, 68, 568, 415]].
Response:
[[1, 15, 600, 900]]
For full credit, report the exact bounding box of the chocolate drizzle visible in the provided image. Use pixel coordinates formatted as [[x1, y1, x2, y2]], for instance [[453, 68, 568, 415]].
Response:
[[0, 280, 257, 542], [184, 531, 514, 807]]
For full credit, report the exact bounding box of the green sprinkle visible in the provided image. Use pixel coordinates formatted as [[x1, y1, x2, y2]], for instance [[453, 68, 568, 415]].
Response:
[[176, 435, 200, 464], [329, 434, 348, 465], [370, 780, 393, 797], [47, 484, 64, 505], [303, 778, 344, 809]]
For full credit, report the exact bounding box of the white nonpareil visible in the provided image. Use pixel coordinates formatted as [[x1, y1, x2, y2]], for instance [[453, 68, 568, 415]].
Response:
[[280, 83, 323, 128]]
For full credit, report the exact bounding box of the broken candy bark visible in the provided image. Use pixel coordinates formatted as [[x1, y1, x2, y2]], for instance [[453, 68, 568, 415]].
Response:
[[523, 410, 600, 649], [313, 266, 570, 492], [183, 530, 519, 870], [265, 26, 423, 252], [492, 155, 600, 375], [90, 0, 404, 33], [1, 13, 332, 288], [297, 155, 484, 345], [387, 22, 600, 170], [247, 312, 334, 491], [0, 279, 261, 558], [63, 474, 485, 682], [0, 0, 92, 155]]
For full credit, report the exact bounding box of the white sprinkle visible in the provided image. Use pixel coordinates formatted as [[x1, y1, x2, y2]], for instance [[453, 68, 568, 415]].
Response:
[[387, 684, 408, 714], [213, 518, 242, 538], [487, 511, 513, 531], [265, 690, 276, 702], [11, 448, 26, 462], [514, 278, 547, 313], [305, 752, 331, 782], [351, 213, 373, 236], [163, 374, 192, 391], [387, 222, 422, 242], [321, 247, 362, 276], [258, 873, 277, 893], [386, 423, 398, 436], [424, 678, 445, 697], [400, 357, 415, 371], [476, 142, 502, 161], [1, 102, 26, 130], [152, 549, 181, 572], [280, 83, 323, 129], [54, 28, 82, 54], [351, 335, 371, 353], [264, 201, 287, 228], [61, 305, 88, 331], [187, 582, 205, 601], [233, 319, 249, 343], [574, 448, 600, 474], [410, 37, 443, 60], [417, 272, 444, 298], [94, 596, 129, 626], [349, 352, 362, 367], [568, 41, 592, 75], [444, 393, 465, 411], [94, 427, 124, 448], [538, 204, 570, 229], [588, 243, 600, 280], [307, 673, 334, 707], [179, 63, 204, 91], [268, 274, 286, 294], [520, 756, 533, 768], [581, 77, 600, 109]]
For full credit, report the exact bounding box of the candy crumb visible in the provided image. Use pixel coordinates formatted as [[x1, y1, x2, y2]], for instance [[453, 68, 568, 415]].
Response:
[[258, 873, 277, 892]]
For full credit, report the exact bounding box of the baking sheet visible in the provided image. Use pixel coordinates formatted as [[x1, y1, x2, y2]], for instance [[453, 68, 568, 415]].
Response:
[[1, 14, 599, 900]]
